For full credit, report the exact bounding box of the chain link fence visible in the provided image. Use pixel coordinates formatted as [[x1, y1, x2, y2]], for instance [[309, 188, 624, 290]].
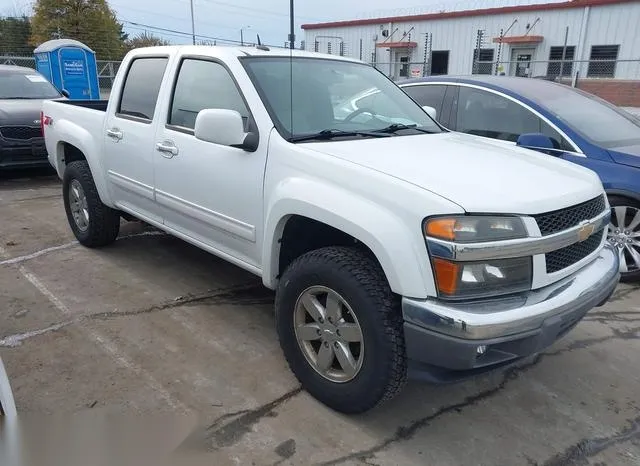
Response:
[[1, 55, 122, 99]]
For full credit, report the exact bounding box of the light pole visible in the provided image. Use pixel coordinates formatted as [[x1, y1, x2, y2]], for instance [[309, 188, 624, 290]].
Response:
[[190, 0, 196, 45], [240, 26, 251, 46], [289, 0, 295, 49]]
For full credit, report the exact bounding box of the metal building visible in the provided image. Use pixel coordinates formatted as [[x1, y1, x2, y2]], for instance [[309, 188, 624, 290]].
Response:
[[302, 0, 640, 81]]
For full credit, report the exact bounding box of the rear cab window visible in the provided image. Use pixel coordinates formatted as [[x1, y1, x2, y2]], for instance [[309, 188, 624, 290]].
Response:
[[117, 57, 169, 122]]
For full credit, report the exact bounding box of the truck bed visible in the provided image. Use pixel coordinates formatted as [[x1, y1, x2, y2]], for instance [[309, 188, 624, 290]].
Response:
[[57, 99, 109, 112]]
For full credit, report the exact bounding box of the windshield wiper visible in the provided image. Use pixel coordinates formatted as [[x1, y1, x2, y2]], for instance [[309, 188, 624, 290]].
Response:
[[373, 123, 436, 134], [288, 129, 392, 143]]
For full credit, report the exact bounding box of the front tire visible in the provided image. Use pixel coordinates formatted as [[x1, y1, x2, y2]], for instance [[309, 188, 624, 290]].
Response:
[[607, 195, 640, 282], [275, 246, 407, 414], [63, 161, 120, 247]]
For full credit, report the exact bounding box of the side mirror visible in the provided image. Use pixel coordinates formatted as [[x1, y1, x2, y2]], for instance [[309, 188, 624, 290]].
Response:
[[194, 109, 258, 151], [60, 89, 70, 98], [516, 133, 560, 154], [422, 105, 437, 120]]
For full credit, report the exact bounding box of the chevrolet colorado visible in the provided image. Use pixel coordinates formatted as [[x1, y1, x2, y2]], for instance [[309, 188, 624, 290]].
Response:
[[42, 45, 620, 413]]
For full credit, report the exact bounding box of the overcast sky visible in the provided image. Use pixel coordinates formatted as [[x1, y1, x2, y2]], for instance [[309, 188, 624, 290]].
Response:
[[1, 0, 461, 46]]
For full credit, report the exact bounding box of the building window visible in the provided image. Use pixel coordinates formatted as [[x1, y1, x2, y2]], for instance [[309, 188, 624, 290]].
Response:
[[588, 45, 619, 78], [430, 50, 449, 75], [327, 42, 332, 54], [472, 48, 494, 75], [547, 46, 575, 78]]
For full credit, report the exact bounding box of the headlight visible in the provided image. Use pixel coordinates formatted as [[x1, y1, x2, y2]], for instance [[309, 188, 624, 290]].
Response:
[[432, 256, 532, 299], [424, 215, 531, 299], [424, 216, 527, 242]]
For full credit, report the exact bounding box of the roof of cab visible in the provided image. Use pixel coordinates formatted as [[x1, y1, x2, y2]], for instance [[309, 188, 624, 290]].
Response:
[[0, 64, 38, 74]]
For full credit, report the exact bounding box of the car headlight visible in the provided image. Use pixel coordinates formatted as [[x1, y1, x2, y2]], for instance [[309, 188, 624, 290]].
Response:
[[424, 216, 532, 300], [424, 216, 527, 242]]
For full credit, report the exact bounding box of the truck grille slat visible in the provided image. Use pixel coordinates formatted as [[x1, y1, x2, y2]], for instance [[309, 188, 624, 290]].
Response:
[[534, 195, 607, 236], [545, 229, 604, 273], [0, 126, 42, 141]]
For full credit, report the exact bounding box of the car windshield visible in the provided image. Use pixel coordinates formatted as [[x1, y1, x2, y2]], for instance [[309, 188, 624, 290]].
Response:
[[0, 71, 61, 99], [241, 57, 442, 141], [529, 84, 640, 149]]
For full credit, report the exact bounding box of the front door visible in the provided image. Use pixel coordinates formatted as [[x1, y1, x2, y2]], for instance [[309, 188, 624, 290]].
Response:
[[153, 57, 267, 268], [103, 56, 170, 223], [58, 47, 92, 99], [510, 48, 536, 77]]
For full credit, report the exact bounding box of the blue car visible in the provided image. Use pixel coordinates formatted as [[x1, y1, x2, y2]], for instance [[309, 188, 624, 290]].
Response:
[[396, 75, 640, 281]]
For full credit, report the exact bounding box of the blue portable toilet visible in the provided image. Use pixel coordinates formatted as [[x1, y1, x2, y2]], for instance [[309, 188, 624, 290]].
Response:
[[33, 39, 100, 100]]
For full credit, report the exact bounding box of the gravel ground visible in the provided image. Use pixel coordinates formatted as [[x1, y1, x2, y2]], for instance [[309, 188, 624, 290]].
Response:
[[0, 169, 639, 466]]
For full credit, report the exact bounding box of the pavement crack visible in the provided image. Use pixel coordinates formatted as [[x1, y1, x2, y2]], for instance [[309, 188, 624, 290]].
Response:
[[0, 321, 73, 347], [319, 356, 544, 466], [546, 325, 640, 355], [608, 285, 640, 303], [203, 387, 303, 450], [87, 282, 272, 321], [541, 416, 640, 466]]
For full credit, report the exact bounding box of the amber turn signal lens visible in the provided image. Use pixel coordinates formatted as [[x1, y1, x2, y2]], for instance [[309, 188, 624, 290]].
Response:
[[425, 218, 457, 240], [432, 258, 460, 295]]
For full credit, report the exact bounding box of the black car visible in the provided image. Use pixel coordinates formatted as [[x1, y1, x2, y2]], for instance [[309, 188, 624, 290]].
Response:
[[0, 65, 65, 170]]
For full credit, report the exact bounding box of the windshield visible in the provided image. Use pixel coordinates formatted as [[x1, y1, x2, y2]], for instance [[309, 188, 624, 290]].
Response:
[[531, 85, 640, 149], [241, 57, 442, 141], [0, 71, 61, 99]]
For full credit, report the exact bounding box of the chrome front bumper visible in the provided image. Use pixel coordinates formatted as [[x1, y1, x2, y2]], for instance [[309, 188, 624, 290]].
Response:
[[403, 243, 620, 341]]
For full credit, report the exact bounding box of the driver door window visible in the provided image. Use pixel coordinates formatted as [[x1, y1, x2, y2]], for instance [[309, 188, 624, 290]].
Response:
[[456, 87, 538, 142], [168, 59, 249, 131], [455, 86, 574, 150]]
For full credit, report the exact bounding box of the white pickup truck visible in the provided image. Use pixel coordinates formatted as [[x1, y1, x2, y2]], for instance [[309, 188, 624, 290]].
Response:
[[42, 45, 620, 414]]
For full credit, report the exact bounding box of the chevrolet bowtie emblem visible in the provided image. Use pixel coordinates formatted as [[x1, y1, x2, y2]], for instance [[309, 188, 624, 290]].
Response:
[[577, 222, 595, 242]]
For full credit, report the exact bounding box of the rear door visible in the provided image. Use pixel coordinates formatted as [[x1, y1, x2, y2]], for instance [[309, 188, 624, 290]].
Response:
[[103, 55, 170, 223]]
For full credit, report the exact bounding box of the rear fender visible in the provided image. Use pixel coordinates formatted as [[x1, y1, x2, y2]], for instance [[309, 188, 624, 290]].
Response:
[[53, 120, 114, 207]]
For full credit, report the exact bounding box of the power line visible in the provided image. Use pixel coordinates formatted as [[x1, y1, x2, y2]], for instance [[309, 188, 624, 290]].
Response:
[[121, 19, 281, 47]]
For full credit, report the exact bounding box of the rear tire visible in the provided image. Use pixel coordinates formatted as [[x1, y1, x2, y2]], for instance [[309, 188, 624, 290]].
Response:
[[63, 160, 120, 247], [275, 246, 407, 414]]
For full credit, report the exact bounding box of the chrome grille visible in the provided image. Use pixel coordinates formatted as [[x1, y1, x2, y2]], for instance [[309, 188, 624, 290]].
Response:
[[546, 229, 604, 273], [534, 195, 607, 236], [0, 126, 42, 140]]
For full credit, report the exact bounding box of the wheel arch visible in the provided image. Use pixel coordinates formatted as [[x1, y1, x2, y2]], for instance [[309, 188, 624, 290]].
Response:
[[263, 191, 434, 299]]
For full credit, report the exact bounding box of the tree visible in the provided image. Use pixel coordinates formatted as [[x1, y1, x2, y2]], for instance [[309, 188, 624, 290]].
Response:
[[124, 31, 169, 53], [30, 0, 125, 60], [0, 16, 31, 55]]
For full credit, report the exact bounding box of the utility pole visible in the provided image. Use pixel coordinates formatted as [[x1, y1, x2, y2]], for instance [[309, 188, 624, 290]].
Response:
[[241, 28, 244, 46], [190, 0, 196, 45], [289, 0, 295, 50]]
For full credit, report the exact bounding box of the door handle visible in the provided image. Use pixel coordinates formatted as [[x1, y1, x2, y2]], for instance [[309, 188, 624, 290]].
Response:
[[156, 141, 179, 158], [106, 128, 123, 140]]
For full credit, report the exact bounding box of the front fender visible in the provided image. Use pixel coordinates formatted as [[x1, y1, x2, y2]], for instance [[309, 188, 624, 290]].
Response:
[[52, 120, 114, 207], [263, 178, 437, 299]]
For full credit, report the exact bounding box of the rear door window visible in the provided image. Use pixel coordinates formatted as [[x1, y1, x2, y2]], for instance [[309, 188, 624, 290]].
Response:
[[118, 57, 169, 122]]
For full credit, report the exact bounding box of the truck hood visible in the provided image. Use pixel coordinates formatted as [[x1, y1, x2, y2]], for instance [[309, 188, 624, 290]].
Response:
[[0, 99, 48, 126], [303, 132, 603, 214]]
